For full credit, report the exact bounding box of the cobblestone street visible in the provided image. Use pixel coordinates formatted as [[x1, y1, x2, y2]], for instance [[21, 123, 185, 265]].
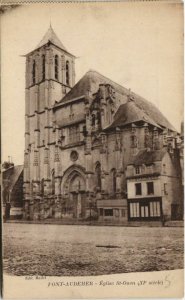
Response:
[[3, 223, 184, 276]]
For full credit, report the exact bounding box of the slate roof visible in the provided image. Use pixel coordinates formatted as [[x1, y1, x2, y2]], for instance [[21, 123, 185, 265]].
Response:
[[129, 149, 167, 166], [56, 70, 175, 131], [59, 69, 128, 104], [3, 165, 23, 191], [36, 25, 68, 52], [105, 101, 160, 129]]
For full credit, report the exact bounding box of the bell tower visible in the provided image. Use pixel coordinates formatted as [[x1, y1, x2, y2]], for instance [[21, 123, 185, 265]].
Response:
[[25, 25, 75, 97], [23, 26, 76, 220]]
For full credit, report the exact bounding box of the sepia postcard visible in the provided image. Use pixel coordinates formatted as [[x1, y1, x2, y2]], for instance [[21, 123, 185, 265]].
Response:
[[1, 1, 184, 299]]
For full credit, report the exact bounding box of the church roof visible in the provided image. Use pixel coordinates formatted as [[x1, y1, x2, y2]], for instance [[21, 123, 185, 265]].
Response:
[[36, 25, 68, 52], [106, 101, 160, 129], [128, 149, 167, 166], [57, 70, 175, 131], [60, 69, 128, 103]]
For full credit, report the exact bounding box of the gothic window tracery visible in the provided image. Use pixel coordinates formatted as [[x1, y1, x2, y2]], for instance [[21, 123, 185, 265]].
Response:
[[69, 125, 80, 144], [41, 178, 44, 196], [66, 60, 70, 86], [95, 162, 101, 191], [135, 166, 140, 174], [51, 169, 55, 194], [70, 151, 79, 162], [61, 55, 65, 70], [111, 168, 117, 196], [55, 55, 59, 80]]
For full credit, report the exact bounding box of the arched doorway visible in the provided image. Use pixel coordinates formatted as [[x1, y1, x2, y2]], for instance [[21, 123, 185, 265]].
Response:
[[62, 166, 86, 219]]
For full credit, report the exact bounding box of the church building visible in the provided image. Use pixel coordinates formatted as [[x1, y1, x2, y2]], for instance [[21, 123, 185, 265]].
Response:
[[23, 26, 183, 222]]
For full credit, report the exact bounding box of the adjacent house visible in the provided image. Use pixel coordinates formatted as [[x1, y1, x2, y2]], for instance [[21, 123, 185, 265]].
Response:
[[126, 148, 182, 221], [3, 165, 23, 219]]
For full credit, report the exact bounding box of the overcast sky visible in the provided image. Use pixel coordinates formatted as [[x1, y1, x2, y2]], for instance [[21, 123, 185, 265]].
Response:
[[1, 2, 183, 165]]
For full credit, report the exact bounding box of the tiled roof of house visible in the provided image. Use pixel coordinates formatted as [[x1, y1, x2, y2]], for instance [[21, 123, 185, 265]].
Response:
[[56, 70, 175, 131], [129, 149, 167, 166]]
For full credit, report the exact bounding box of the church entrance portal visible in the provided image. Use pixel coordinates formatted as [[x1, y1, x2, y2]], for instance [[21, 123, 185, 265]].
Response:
[[62, 167, 86, 219]]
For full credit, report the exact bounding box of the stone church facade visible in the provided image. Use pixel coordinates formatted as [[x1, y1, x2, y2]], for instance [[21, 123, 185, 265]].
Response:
[[23, 26, 183, 222]]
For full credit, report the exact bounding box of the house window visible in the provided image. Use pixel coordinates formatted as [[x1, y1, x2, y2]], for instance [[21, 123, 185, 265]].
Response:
[[95, 162, 101, 191], [135, 183, 142, 195], [55, 55, 59, 80], [149, 201, 161, 217], [135, 166, 140, 174], [66, 60, 70, 86], [69, 125, 80, 144], [147, 182, 154, 195], [141, 205, 149, 218], [42, 55, 45, 80], [164, 183, 168, 195], [32, 60, 36, 84], [130, 202, 140, 218], [111, 168, 117, 195], [104, 209, 113, 216]]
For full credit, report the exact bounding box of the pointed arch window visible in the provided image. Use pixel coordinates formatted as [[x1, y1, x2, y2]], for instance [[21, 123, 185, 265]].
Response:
[[111, 168, 117, 196], [66, 60, 70, 86], [32, 60, 36, 85], [95, 162, 101, 191], [51, 169, 55, 194], [55, 55, 59, 80], [41, 178, 44, 196], [42, 55, 45, 80]]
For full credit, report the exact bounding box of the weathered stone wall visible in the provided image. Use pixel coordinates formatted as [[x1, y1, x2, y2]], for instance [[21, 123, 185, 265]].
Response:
[[161, 152, 183, 220]]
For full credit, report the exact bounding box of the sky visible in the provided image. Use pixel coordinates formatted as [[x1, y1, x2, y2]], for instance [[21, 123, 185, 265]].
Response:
[[1, 2, 183, 165]]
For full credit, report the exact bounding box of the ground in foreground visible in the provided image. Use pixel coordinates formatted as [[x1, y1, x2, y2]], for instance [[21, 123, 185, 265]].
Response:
[[3, 223, 184, 276]]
